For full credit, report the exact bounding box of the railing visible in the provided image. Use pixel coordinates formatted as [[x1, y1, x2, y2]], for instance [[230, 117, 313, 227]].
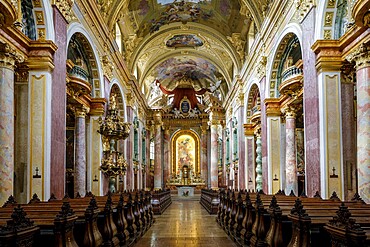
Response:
[[251, 105, 261, 115], [281, 66, 303, 82], [69, 65, 89, 81]]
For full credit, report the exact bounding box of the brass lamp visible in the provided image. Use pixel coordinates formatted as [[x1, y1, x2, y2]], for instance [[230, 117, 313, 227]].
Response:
[[98, 94, 130, 193]]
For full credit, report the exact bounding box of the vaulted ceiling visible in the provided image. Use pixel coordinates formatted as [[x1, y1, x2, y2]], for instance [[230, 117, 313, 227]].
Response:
[[98, 0, 270, 103]]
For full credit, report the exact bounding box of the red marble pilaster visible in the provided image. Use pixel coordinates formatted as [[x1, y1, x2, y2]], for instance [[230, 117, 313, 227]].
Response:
[[50, 6, 67, 198], [301, 9, 321, 197]]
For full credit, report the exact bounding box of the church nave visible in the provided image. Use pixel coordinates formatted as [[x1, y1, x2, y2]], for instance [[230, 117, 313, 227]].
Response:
[[135, 196, 236, 247]]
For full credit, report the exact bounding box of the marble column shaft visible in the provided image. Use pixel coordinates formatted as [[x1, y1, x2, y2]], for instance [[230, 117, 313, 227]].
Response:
[[163, 128, 170, 186], [285, 111, 298, 196], [154, 124, 163, 189], [347, 44, 370, 203], [201, 128, 208, 185], [74, 108, 88, 197], [355, 62, 370, 203], [341, 80, 356, 200], [0, 56, 16, 205], [210, 124, 219, 189]]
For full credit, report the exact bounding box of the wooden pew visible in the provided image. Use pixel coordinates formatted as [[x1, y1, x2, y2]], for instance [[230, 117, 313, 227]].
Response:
[[0, 198, 79, 247], [151, 189, 172, 215], [200, 189, 220, 214], [0, 190, 155, 247], [217, 190, 370, 247], [0, 205, 40, 247]]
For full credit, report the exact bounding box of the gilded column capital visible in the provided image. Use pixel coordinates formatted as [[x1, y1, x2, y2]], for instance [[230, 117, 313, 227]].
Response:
[[254, 126, 261, 138], [282, 106, 296, 119], [340, 63, 356, 84], [346, 43, 370, 70], [163, 126, 170, 135], [200, 124, 208, 134], [0, 43, 24, 70], [74, 105, 90, 118], [153, 110, 163, 126], [208, 119, 221, 126]]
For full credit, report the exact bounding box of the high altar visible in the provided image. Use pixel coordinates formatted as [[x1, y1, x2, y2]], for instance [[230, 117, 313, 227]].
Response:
[[166, 130, 206, 188]]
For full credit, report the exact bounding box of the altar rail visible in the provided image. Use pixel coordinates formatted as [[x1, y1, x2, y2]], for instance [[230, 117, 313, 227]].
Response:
[[216, 189, 370, 247], [0, 191, 155, 247], [151, 189, 172, 215], [200, 189, 220, 214]]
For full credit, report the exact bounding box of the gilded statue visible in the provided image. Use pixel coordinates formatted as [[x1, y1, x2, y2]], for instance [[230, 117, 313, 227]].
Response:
[[102, 136, 110, 151], [109, 94, 117, 110]]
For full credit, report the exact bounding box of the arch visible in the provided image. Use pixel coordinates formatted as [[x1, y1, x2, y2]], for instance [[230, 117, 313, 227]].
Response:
[[109, 80, 127, 121], [171, 129, 201, 177], [315, 0, 348, 40], [266, 23, 303, 99], [41, 0, 55, 41], [245, 83, 261, 123], [67, 23, 105, 98]]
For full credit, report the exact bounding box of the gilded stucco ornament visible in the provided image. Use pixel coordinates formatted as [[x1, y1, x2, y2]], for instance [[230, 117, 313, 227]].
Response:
[[100, 54, 114, 81], [256, 56, 267, 80], [227, 33, 245, 61], [52, 0, 75, 23], [293, 0, 316, 22]]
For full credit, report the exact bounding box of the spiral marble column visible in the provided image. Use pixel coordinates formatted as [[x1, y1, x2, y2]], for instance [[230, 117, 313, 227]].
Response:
[[209, 122, 219, 189], [74, 106, 89, 197], [255, 130, 262, 192], [347, 44, 370, 203], [285, 108, 298, 196], [154, 111, 163, 190], [0, 44, 20, 205]]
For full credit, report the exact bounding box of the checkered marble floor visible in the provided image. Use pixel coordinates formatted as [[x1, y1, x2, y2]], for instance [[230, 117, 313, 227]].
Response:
[[134, 197, 237, 247]]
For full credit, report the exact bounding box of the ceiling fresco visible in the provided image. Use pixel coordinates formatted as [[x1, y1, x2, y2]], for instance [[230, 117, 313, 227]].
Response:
[[104, 0, 271, 104], [127, 0, 248, 38], [153, 56, 222, 91], [166, 34, 203, 48]]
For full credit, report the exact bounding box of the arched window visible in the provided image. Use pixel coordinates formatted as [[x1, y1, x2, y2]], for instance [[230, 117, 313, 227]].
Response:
[[232, 117, 238, 161], [248, 21, 256, 52], [142, 129, 146, 165], [115, 23, 122, 53], [133, 117, 139, 161]]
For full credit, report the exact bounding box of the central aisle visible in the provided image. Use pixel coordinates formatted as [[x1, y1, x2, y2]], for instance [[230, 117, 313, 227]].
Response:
[[134, 196, 237, 247]]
